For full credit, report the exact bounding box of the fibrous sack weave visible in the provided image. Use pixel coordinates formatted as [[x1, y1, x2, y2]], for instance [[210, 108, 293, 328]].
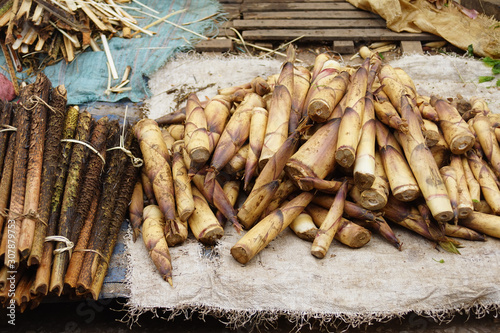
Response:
[[125, 53, 500, 330]]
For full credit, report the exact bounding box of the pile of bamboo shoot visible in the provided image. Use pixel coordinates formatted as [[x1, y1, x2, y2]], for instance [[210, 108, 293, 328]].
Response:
[[0, 72, 139, 311], [134, 45, 500, 282]]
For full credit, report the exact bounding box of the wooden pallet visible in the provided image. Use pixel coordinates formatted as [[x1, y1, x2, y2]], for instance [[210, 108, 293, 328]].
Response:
[[218, 0, 440, 51]]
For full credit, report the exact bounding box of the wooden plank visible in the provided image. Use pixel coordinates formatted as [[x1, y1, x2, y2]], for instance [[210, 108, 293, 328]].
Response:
[[244, 0, 344, 2], [333, 40, 355, 54], [400, 40, 424, 55], [244, 10, 379, 20], [233, 19, 386, 30], [242, 29, 441, 42], [240, 2, 357, 12], [221, 4, 241, 19], [195, 39, 234, 52]]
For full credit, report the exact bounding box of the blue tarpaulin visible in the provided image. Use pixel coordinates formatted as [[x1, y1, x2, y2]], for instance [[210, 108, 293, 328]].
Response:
[[0, 0, 222, 104]]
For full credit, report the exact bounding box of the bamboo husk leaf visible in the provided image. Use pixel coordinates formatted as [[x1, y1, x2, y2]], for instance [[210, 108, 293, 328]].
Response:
[[239, 127, 302, 228], [307, 203, 372, 249], [335, 58, 370, 168], [382, 196, 457, 251], [289, 211, 317, 242], [243, 106, 268, 191], [204, 94, 232, 154], [421, 118, 440, 147], [289, 66, 311, 133], [231, 191, 314, 265], [189, 187, 224, 245], [216, 180, 240, 227], [50, 110, 92, 296], [311, 180, 349, 258], [134, 119, 175, 221], [466, 150, 500, 214], [166, 124, 184, 141], [259, 45, 295, 169], [440, 166, 459, 225], [184, 93, 210, 165], [396, 96, 453, 222], [460, 211, 500, 239], [1, 85, 31, 267], [310, 53, 331, 82], [155, 111, 186, 126], [375, 120, 419, 202], [417, 95, 439, 122], [210, 93, 265, 173], [353, 85, 376, 190], [374, 90, 409, 132], [293, 176, 349, 194], [141, 168, 156, 205], [141, 205, 173, 285], [472, 114, 500, 176], [444, 223, 485, 241], [28, 84, 67, 266], [429, 129, 451, 168], [31, 105, 79, 296], [307, 71, 349, 123], [161, 127, 175, 154], [358, 151, 389, 210], [223, 143, 249, 176], [172, 140, 194, 221], [129, 181, 144, 242], [285, 104, 342, 191], [184, 145, 241, 232], [461, 155, 481, 209], [301, 60, 341, 116], [449, 154, 473, 219], [431, 96, 475, 155]]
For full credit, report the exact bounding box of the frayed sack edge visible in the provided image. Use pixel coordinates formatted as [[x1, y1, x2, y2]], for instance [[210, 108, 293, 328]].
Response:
[[117, 300, 500, 332], [121, 226, 500, 331]]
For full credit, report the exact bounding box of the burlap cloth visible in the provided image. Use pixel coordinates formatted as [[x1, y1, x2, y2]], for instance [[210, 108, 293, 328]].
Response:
[[124, 53, 500, 330]]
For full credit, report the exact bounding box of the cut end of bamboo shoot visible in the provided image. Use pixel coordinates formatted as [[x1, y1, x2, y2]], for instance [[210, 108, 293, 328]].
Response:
[[230, 244, 251, 265], [449, 136, 475, 155], [311, 244, 328, 259], [190, 147, 211, 164], [360, 190, 387, 210], [335, 147, 355, 168]]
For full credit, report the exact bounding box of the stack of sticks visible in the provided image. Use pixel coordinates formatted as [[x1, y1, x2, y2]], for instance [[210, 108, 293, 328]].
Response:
[[0, 0, 159, 95], [0, 72, 140, 311], [132, 45, 500, 284]]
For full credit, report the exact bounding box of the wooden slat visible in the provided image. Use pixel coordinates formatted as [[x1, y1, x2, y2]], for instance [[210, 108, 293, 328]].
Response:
[[240, 2, 357, 12], [244, 0, 345, 2], [244, 10, 379, 20], [233, 19, 386, 30], [333, 40, 355, 54], [400, 41, 424, 55], [242, 29, 441, 42], [195, 39, 234, 52]]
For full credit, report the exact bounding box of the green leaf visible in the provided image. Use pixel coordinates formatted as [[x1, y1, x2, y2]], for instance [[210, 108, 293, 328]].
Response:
[[493, 63, 500, 75], [483, 57, 499, 67], [497, 79, 500, 87], [467, 44, 474, 57], [479, 76, 495, 83], [433, 258, 445, 263]]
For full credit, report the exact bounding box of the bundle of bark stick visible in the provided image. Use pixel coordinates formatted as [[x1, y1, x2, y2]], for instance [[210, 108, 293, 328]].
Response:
[[0, 0, 141, 76], [133, 45, 500, 284], [0, 72, 140, 311]]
